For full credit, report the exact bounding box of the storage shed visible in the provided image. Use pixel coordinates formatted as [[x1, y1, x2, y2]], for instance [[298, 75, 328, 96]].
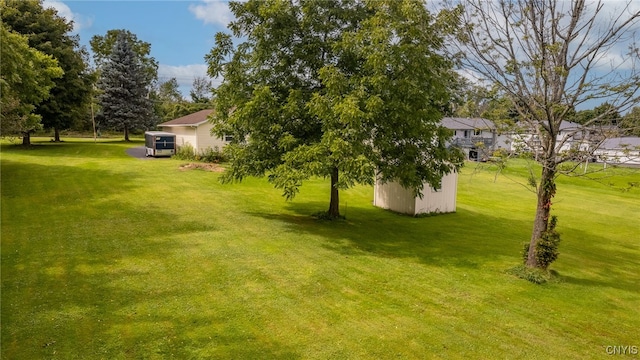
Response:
[[157, 109, 231, 154], [373, 172, 458, 215]]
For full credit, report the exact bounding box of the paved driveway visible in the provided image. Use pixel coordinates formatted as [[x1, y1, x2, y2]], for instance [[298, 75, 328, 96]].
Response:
[[126, 146, 156, 160]]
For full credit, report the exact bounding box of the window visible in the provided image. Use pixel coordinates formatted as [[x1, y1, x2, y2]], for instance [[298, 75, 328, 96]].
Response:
[[474, 129, 481, 136], [224, 135, 234, 142], [463, 130, 470, 138]]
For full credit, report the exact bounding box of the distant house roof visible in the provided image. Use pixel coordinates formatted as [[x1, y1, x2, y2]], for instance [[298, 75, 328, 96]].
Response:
[[558, 120, 582, 131], [158, 109, 214, 127], [441, 117, 496, 130], [599, 137, 640, 150]]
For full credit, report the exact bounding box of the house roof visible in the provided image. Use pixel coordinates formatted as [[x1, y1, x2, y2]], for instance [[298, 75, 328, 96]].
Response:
[[599, 137, 640, 150], [158, 109, 214, 127], [441, 117, 496, 130]]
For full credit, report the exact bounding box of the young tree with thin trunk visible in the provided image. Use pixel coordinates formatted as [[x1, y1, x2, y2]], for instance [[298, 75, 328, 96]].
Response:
[[448, 0, 640, 269], [207, 0, 463, 219]]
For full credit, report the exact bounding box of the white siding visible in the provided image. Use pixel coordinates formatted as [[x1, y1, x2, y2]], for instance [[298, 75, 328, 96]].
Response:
[[415, 172, 458, 214], [161, 123, 230, 154], [195, 123, 228, 153], [164, 126, 197, 151], [374, 181, 416, 215], [373, 172, 458, 215]]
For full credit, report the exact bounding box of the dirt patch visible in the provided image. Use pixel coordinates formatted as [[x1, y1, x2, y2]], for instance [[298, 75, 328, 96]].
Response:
[[179, 163, 225, 172]]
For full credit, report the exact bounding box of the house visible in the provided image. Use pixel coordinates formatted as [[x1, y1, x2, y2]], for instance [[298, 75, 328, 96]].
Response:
[[373, 172, 458, 216], [594, 137, 640, 165], [441, 117, 511, 161], [157, 110, 231, 154]]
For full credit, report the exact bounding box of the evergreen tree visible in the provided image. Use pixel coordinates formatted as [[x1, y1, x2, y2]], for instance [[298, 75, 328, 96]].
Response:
[[97, 32, 155, 141]]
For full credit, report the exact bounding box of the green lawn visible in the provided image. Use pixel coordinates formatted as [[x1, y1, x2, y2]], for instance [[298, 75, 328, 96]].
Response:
[[2, 138, 639, 359]]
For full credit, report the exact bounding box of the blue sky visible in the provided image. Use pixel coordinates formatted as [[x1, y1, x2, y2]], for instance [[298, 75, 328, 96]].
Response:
[[43, 0, 639, 110], [43, 0, 233, 97]]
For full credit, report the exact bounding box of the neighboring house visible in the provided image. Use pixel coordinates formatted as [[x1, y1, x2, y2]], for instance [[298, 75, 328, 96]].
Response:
[[441, 117, 510, 161], [373, 172, 458, 216], [157, 109, 231, 154], [593, 137, 640, 165]]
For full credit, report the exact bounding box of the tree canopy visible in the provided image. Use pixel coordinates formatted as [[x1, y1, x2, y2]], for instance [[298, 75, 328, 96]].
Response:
[[0, 23, 63, 145], [207, 0, 463, 218], [449, 0, 640, 271], [90, 29, 158, 85], [1, 0, 93, 142]]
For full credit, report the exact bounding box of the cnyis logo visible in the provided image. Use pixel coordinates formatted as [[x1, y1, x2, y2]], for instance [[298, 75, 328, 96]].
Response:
[[605, 345, 638, 355]]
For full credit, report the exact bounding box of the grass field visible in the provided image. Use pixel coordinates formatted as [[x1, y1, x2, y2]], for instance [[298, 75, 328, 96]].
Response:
[[2, 138, 639, 359]]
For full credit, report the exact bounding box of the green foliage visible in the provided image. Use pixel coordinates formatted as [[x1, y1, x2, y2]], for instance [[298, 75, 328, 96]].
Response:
[[198, 146, 226, 163], [507, 265, 553, 284], [1, 0, 93, 141], [173, 143, 197, 161], [620, 106, 640, 136], [535, 215, 561, 270], [173, 144, 226, 163], [90, 29, 158, 84], [207, 0, 463, 217], [521, 215, 561, 272], [96, 32, 156, 141], [0, 22, 63, 144]]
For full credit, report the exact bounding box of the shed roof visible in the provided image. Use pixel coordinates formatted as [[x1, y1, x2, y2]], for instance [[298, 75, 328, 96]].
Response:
[[158, 109, 214, 127], [441, 117, 496, 130]]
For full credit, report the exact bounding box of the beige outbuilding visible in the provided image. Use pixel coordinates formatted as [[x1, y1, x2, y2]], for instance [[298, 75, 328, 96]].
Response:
[[373, 172, 458, 216], [158, 109, 231, 154]]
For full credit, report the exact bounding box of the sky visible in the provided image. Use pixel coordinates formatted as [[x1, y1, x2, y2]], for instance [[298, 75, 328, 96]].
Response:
[[42, 0, 639, 109], [43, 0, 233, 98]]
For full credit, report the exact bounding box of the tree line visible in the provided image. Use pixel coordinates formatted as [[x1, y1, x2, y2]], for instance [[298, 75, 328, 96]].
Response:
[[0, 0, 213, 145]]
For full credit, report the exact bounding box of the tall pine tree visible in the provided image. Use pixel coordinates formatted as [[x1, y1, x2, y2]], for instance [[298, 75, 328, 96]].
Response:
[[97, 31, 155, 141]]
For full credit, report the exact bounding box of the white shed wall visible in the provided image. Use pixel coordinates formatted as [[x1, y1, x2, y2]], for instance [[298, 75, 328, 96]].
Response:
[[373, 181, 416, 215], [414, 172, 458, 214], [373, 172, 458, 215]]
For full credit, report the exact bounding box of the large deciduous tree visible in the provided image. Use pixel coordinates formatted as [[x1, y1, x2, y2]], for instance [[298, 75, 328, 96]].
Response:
[[207, 0, 463, 218], [1, 0, 93, 142], [449, 0, 640, 269], [0, 23, 63, 145], [96, 32, 155, 141]]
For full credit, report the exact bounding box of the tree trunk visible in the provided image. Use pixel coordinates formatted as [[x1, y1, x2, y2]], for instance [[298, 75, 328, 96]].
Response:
[[526, 159, 557, 268], [22, 132, 31, 146], [124, 125, 130, 141], [328, 166, 340, 218], [54, 127, 61, 142]]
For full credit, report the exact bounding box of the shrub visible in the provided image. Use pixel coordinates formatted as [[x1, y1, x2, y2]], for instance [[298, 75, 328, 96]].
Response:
[[174, 144, 196, 161], [535, 216, 561, 270], [199, 146, 226, 163]]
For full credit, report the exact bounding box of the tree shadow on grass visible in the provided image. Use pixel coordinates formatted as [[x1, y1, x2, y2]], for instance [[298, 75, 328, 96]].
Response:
[[245, 199, 530, 270], [1, 139, 144, 161], [1, 161, 300, 359]]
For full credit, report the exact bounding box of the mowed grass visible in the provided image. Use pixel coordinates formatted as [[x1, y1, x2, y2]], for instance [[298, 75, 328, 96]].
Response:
[[1, 138, 639, 359]]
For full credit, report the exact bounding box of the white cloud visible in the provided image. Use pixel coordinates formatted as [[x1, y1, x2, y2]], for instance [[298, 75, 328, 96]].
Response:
[[158, 64, 222, 96], [42, 0, 93, 33], [188, 0, 234, 27]]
